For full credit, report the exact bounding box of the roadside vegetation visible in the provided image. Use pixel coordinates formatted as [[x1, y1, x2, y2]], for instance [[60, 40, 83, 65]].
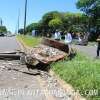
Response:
[[17, 35, 41, 47], [18, 0, 100, 41], [17, 0, 100, 99], [17, 36, 100, 100], [0, 26, 7, 36], [52, 53, 100, 100]]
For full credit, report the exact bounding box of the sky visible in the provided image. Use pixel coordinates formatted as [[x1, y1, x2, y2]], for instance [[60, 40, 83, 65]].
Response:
[[0, 0, 80, 33]]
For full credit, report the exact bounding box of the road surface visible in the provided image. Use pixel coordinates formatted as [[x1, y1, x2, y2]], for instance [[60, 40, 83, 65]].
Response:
[[0, 37, 72, 100], [0, 37, 48, 100], [72, 44, 97, 58], [0, 37, 47, 100], [0, 60, 47, 100], [0, 37, 20, 53]]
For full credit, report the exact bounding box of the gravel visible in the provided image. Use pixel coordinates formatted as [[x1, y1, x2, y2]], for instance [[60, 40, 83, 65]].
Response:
[[40, 71, 74, 100]]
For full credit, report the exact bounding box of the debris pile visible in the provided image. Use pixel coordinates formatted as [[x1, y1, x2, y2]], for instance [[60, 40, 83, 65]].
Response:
[[25, 38, 69, 66], [26, 44, 67, 64]]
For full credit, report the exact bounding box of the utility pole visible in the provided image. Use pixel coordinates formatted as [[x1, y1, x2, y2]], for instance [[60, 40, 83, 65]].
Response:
[[17, 9, 20, 34], [23, 0, 27, 35]]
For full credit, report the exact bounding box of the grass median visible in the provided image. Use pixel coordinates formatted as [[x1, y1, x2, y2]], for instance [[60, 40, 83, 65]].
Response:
[[17, 35, 100, 100], [17, 35, 41, 47]]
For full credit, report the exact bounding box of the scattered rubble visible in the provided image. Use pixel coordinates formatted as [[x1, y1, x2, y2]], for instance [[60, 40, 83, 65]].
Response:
[[0, 60, 74, 100], [25, 38, 69, 65], [40, 71, 74, 100], [27, 44, 67, 64]]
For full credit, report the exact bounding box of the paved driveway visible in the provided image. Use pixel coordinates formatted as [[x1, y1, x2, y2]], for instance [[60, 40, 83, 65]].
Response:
[[0, 37, 20, 53]]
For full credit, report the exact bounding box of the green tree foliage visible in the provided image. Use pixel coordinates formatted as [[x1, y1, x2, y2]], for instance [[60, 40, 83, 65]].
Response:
[[26, 11, 89, 36], [76, 0, 100, 41], [49, 18, 63, 30], [41, 11, 62, 24], [0, 26, 7, 33], [26, 23, 41, 33], [18, 28, 24, 34], [76, 0, 100, 16], [60, 12, 89, 33], [40, 11, 63, 32], [76, 0, 100, 31], [0, 26, 7, 36]]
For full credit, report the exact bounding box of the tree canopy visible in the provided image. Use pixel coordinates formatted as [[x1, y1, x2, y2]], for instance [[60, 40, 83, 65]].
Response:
[[18, 28, 24, 34], [76, 0, 100, 16], [0, 26, 7, 34], [25, 11, 89, 36], [76, 0, 100, 40], [49, 18, 63, 30], [76, 0, 100, 29]]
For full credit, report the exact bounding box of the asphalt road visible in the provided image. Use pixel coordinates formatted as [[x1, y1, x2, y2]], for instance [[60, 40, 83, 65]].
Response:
[[0, 60, 46, 100], [0, 37, 49, 100], [72, 44, 97, 58], [0, 37, 47, 100], [0, 60, 72, 100], [0, 37, 20, 53], [0, 37, 70, 100]]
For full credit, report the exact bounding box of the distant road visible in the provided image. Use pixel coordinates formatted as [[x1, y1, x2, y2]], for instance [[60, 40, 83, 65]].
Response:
[[72, 44, 97, 58], [0, 36, 20, 53]]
